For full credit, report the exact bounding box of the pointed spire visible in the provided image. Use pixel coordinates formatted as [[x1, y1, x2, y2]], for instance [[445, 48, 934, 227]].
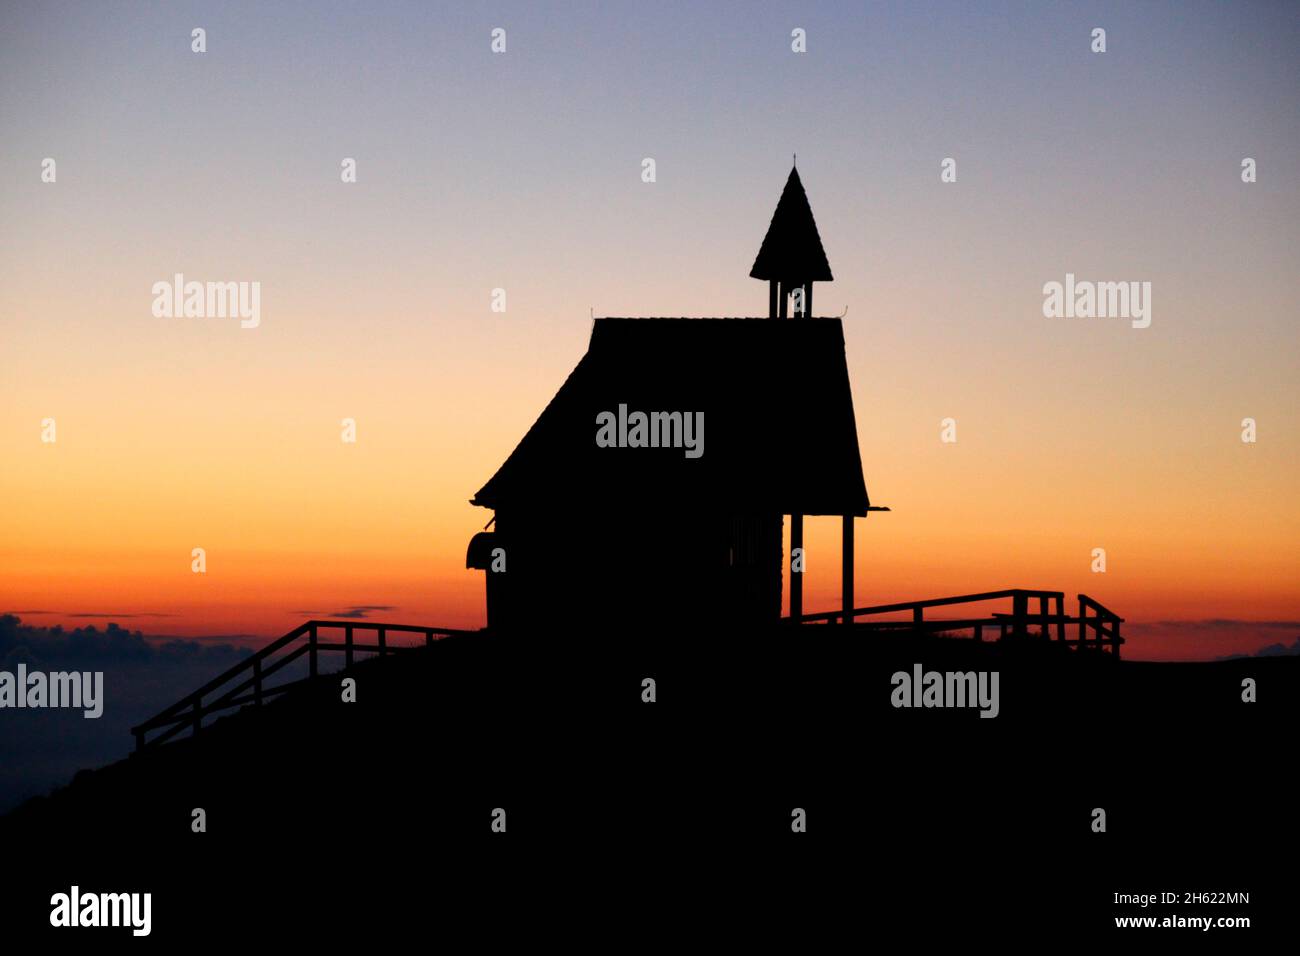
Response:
[[749, 166, 833, 283]]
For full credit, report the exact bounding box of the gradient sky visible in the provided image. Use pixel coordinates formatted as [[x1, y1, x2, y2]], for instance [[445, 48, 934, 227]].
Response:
[[2, 1, 1297, 660]]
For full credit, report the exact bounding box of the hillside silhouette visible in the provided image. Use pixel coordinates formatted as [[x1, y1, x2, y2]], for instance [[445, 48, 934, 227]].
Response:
[[5, 626, 1296, 940]]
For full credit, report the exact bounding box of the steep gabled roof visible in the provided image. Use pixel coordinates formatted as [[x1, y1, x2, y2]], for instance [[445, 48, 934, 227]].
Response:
[[749, 167, 833, 283], [471, 318, 869, 516]]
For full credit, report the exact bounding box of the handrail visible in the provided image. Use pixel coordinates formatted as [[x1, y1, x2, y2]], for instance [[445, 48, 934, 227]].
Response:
[[794, 588, 1065, 624], [142, 623, 310, 725], [131, 620, 477, 751], [133, 591, 1127, 752], [1079, 594, 1122, 621], [786, 588, 1125, 659]]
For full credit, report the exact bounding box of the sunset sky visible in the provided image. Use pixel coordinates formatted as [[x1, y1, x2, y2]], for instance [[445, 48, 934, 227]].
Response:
[[2, 1, 1297, 661]]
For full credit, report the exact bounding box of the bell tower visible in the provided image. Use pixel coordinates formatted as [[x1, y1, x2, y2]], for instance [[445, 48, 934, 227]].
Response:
[[749, 164, 833, 319], [749, 163, 838, 622]]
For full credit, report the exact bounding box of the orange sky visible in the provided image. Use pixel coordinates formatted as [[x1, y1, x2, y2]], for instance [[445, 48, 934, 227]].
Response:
[[2, 304, 1296, 662]]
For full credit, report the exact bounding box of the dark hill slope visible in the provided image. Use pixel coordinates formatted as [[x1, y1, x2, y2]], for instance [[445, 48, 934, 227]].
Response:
[[4, 629, 1295, 940]]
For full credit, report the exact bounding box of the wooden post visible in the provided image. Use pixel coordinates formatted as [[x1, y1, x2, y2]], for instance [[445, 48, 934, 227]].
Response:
[[1011, 591, 1028, 639], [253, 657, 263, 706], [1039, 594, 1049, 639], [309, 624, 318, 679], [345, 625, 354, 667], [974, 623, 983, 642], [841, 515, 854, 626], [425, 629, 434, 648], [1055, 594, 1066, 643], [912, 606, 923, 629], [378, 626, 387, 657], [1112, 621, 1122, 660], [789, 513, 804, 621]]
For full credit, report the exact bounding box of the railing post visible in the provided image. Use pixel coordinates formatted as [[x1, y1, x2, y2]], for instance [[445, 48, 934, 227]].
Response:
[[912, 606, 923, 630], [425, 629, 434, 648], [309, 624, 318, 679], [253, 657, 263, 706], [1011, 591, 1028, 639], [790, 512, 804, 622], [1055, 594, 1066, 642], [1112, 620, 1122, 659], [841, 515, 854, 626], [974, 623, 983, 642], [1038, 594, 1049, 639], [345, 625, 354, 667], [1078, 597, 1088, 645], [378, 627, 387, 656]]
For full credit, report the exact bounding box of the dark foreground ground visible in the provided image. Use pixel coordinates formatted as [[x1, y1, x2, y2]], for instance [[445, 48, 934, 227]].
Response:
[[2, 627, 1296, 944]]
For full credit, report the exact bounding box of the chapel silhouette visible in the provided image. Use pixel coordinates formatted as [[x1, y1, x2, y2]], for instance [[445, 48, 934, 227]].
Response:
[[466, 167, 871, 631]]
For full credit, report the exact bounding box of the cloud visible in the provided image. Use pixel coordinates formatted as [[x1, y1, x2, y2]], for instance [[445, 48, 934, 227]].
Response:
[[333, 605, 397, 619], [1152, 619, 1300, 631], [1214, 636, 1300, 661], [1254, 637, 1300, 657], [291, 605, 397, 620], [1144, 621, 1300, 661], [6, 610, 179, 619], [1122, 619, 1300, 662], [68, 612, 179, 619], [0, 614, 253, 667]]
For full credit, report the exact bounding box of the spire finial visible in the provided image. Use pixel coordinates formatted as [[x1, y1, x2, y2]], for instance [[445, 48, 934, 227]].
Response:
[[792, 152, 797, 168]]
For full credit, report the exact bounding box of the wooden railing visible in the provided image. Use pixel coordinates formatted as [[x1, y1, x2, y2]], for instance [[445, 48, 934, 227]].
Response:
[[789, 588, 1124, 657], [1077, 594, 1124, 653], [132, 593, 1123, 750], [130, 620, 474, 751]]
